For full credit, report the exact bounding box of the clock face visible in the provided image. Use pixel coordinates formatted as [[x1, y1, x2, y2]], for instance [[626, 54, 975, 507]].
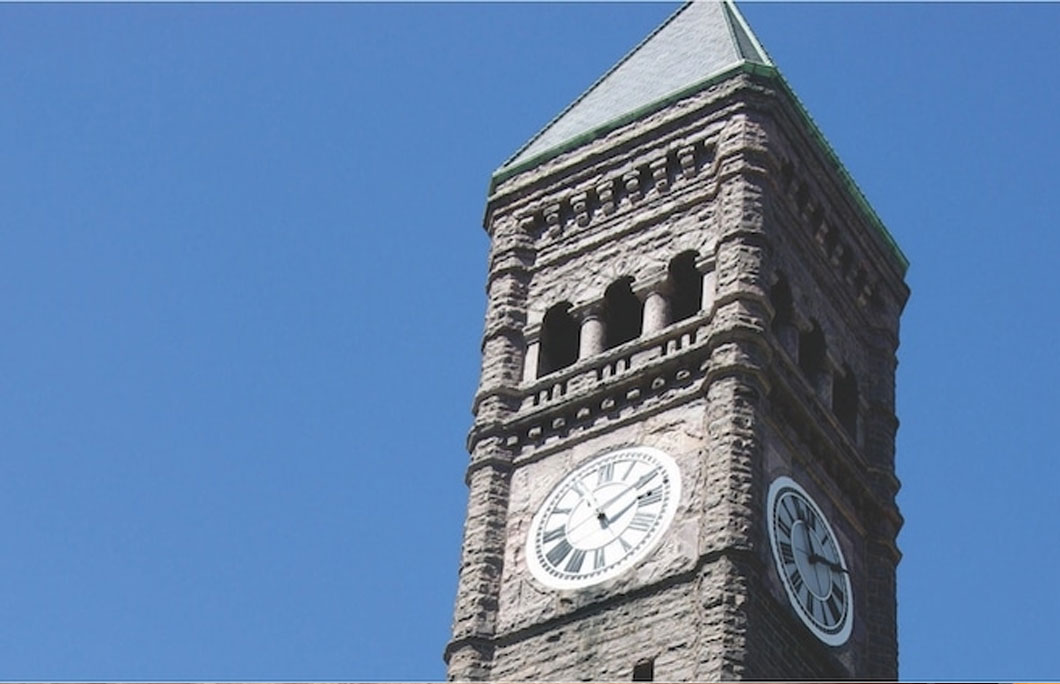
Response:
[[767, 476, 853, 646], [525, 446, 681, 590]]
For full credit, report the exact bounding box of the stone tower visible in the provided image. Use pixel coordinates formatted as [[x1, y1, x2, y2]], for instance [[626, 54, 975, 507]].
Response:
[[445, 2, 909, 680]]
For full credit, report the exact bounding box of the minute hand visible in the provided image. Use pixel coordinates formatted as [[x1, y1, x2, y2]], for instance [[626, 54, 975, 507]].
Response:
[[598, 469, 660, 513]]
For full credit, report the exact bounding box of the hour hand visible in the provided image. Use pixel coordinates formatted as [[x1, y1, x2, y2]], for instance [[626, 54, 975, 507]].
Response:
[[576, 482, 605, 515], [808, 553, 848, 574]]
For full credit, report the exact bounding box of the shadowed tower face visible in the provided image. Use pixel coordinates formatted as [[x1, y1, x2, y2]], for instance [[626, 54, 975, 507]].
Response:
[[446, 2, 909, 680]]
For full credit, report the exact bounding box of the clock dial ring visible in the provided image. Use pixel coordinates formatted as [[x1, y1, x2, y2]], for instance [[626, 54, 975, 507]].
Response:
[[767, 476, 853, 646], [526, 446, 681, 590]]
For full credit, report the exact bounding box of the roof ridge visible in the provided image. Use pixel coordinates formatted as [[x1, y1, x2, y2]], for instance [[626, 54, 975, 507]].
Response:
[[498, 1, 692, 172], [722, 0, 771, 65], [496, 1, 777, 177]]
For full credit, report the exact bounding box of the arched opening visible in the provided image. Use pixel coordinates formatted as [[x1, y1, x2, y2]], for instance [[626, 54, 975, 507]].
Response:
[[538, 303, 579, 376], [770, 275, 797, 356], [604, 278, 642, 349], [833, 365, 859, 437], [799, 321, 826, 385], [632, 658, 655, 682], [667, 251, 702, 323]]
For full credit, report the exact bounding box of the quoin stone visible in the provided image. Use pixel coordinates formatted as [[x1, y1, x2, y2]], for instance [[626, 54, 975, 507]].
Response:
[[446, 2, 910, 680]]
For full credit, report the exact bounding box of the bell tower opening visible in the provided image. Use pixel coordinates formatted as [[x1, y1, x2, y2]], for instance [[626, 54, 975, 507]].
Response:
[[667, 251, 703, 323], [538, 302, 579, 376], [603, 277, 642, 349]]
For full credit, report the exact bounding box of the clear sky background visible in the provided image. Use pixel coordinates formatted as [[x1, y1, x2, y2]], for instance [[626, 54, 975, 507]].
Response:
[[1, 2, 1058, 681]]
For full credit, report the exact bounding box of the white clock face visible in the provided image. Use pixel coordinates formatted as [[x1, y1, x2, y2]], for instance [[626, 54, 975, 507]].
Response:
[[525, 446, 681, 590], [767, 476, 853, 646]]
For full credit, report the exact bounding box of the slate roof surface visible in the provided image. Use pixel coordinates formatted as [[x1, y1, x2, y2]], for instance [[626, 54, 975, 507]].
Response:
[[491, 1, 908, 272], [498, 1, 771, 176]]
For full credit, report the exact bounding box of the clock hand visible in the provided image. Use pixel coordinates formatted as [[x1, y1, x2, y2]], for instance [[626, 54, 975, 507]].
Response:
[[566, 469, 663, 540], [597, 469, 660, 513], [802, 519, 815, 557], [576, 480, 605, 515], [801, 519, 829, 594], [603, 495, 639, 524], [560, 491, 613, 544], [808, 553, 848, 574]]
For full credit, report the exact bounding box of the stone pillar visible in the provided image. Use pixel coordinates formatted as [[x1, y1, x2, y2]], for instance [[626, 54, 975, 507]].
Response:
[[693, 174, 773, 680], [445, 439, 512, 681], [774, 323, 798, 360], [523, 340, 540, 383], [642, 290, 671, 334], [701, 269, 717, 314], [579, 307, 605, 359], [446, 213, 533, 680]]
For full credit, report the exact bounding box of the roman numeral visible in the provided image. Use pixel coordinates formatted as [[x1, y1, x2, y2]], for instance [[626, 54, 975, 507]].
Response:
[[565, 548, 587, 573], [551, 507, 572, 516], [594, 548, 606, 570], [637, 489, 662, 506], [806, 512, 817, 531], [598, 462, 615, 485], [628, 512, 655, 532], [793, 497, 806, 520], [826, 596, 841, 624], [546, 539, 573, 567], [808, 594, 822, 623], [777, 518, 792, 538], [618, 536, 632, 552], [622, 461, 636, 480], [781, 497, 797, 523], [543, 527, 565, 543], [831, 581, 845, 604], [779, 541, 795, 565], [790, 570, 804, 594]]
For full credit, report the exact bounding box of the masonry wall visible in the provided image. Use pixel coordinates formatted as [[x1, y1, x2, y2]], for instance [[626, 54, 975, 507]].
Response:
[[448, 70, 907, 681]]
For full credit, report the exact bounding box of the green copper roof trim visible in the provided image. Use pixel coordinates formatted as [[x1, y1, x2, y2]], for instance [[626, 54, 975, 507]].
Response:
[[500, 1, 771, 175], [722, 0, 770, 66], [489, 62, 908, 273], [767, 68, 909, 272], [490, 62, 754, 187]]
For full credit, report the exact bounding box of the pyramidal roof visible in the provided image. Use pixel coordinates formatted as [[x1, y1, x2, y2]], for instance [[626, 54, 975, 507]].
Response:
[[497, 1, 772, 178]]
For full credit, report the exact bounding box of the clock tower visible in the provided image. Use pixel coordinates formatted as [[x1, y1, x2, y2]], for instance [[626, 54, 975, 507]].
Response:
[[446, 2, 909, 680]]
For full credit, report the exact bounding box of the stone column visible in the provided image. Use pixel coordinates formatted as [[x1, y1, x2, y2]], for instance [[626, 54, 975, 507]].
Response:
[[701, 269, 717, 314], [693, 173, 773, 680], [579, 306, 605, 359], [523, 340, 540, 383], [642, 289, 671, 334], [446, 214, 532, 680], [445, 439, 512, 681]]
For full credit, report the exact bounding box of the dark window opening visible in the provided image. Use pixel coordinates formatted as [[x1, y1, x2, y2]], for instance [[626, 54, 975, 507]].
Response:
[[668, 251, 702, 323], [770, 276, 797, 356], [538, 303, 579, 376], [833, 366, 859, 437], [604, 278, 643, 349], [799, 321, 826, 383], [770, 277, 794, 330], [632, 658, 655, 682]]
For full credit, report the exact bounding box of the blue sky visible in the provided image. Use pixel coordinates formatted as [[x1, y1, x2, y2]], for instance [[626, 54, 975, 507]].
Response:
[[1, 2, 1059, 681]]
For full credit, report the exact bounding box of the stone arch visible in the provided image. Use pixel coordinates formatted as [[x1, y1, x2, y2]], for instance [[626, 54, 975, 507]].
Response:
[[667, 250, 702, 323], [833, 364, 859, 438], [538, 302, 579, 376], [799, 320, 827, 386], [603, 278, 643, 349]]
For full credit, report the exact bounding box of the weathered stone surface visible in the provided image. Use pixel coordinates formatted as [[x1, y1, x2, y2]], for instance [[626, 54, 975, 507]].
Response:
[[448, 30, 908, 681]]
